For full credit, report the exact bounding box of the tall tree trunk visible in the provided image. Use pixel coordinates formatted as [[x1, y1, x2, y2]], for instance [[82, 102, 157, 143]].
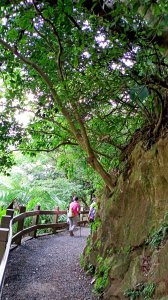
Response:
[[87, 154, 116, 190]]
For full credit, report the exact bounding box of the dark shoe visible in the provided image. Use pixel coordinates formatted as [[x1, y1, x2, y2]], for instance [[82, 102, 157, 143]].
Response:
[[70, 231, 74, 236]]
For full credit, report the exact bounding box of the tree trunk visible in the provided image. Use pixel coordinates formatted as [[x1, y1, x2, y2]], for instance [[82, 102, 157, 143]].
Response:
[[87, 154, 116, 190]]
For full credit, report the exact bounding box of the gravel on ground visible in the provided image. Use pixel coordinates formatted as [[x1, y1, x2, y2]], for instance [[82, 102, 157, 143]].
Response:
[[2, 227, 99, 300]]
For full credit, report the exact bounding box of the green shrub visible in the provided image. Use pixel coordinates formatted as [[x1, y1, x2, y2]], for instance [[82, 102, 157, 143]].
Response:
[[91, 219, 101, 232], [85, 245, 92, 256], [124, 283, 155, 300], [142, 283, 155, 300], [80, 254, 95, 274], [93, 256, 111, 296], [147, 214, 168, 249]]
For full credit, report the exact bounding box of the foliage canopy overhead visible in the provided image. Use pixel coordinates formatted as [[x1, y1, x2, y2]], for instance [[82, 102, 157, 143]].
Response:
[[0, 0, 168, 189]]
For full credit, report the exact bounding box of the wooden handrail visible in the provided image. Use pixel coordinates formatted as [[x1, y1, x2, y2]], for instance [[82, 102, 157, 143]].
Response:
[[0, 219, 13, 299], [12, 209, 87, 223], [12, 209, 67, 223], [12, 222, 68, 243]]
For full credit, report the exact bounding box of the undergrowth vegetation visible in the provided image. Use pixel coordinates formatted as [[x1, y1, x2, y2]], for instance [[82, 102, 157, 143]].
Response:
[[147, 213, 168, 249], [124, 282, 156, 300], [93, 256, 112, 296]]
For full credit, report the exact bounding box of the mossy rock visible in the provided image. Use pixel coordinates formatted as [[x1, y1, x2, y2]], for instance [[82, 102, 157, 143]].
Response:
[[109, 254, 131, 279], [122, 256, 144, 289]]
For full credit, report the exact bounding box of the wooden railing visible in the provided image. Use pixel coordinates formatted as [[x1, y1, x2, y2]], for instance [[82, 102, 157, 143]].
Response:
[[0, 205, 88, 299]]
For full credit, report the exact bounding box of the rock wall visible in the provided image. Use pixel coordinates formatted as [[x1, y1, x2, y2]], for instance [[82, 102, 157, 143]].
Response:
[[84, 138, 168, 299]]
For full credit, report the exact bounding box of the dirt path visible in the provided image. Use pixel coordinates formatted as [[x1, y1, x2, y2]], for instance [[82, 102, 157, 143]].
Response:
[[2, 227, 98, 300]]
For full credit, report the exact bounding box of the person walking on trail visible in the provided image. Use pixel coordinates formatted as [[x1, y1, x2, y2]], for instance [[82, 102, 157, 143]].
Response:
[[88, 198, 97, 222], [88, 198, 97, 233], [68, 196, 80, 236]]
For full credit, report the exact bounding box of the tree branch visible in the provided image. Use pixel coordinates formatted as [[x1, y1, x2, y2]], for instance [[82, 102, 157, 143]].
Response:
[[93, 149, 114, 160], [15, 141, 78, 153]]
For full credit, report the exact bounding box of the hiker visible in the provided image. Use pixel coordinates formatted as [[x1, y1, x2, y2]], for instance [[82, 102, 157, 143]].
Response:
[[67, 196, 80, 236], [88, 198, 97, 234], [88, 198, 97, 233]]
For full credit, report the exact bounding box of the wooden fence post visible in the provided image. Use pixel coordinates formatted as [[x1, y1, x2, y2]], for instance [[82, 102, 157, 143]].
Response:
[[53, 206, 59, 234], [1, 216, 11, 229], [0, 229, 9, 262], [6, 209, 14, 219], [80, 206, 83, 222], [30, 205, 40, 238], [0, 209, 14, 261], [15, 205, 26, 245]]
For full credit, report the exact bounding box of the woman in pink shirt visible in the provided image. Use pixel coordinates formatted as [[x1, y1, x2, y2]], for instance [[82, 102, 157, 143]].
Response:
[[68, 196, 80, 236]]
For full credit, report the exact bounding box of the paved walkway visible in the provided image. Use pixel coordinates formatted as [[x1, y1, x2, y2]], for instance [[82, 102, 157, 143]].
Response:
[[2, 227, 98, 300]]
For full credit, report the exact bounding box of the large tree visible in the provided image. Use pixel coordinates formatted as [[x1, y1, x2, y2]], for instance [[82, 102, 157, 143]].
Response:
[[0, 0, 168, 190]]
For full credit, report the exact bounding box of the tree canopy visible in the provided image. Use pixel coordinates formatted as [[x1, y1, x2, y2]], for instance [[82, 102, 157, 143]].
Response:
[[0, 0, 168, 190]]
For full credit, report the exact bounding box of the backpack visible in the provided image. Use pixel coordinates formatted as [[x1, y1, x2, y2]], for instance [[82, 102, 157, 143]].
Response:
[[89, 207, 96, 222], [67, 208, 74, 218]]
